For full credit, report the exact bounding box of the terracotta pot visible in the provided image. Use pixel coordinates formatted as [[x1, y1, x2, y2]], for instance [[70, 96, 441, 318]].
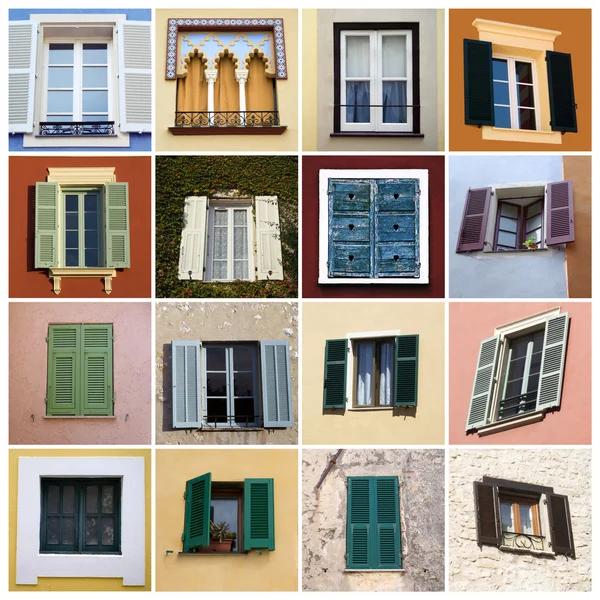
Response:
[[199, 538, 234, 553]]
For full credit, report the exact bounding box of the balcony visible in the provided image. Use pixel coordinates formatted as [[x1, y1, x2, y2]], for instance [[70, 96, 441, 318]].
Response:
[[39, 121, 115, 137], [169, 111, 286, 135], [502, 531, 545, 552]]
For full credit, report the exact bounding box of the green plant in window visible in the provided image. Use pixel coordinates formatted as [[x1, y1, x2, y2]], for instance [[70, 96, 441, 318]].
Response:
[[210, 521, 236, 542], [522, 236, 538, 250]]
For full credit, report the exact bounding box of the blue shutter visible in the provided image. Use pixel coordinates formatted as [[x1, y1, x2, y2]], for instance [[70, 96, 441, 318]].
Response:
[[260, 340, 293, 428], [171, 340, 202, 429]]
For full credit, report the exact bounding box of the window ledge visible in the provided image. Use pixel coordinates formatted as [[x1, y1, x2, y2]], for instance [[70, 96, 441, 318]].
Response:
[[485, 248, 549, 254], [331, 132, 424, 138], [178, 551, 248, 556], [476, 411, 545, 436], [481, 127, 562, 145], [344, 569, 405, 572], [48, 268, 117, 296], [23, 132, 131, 148], [169, 126, 287, 136], [44, 416, 117, 420], [499, 545, 555, 558], [200, 427, 264, 432], [347, 406, 394, 411]]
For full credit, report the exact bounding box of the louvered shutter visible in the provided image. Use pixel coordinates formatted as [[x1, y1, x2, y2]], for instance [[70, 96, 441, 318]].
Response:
[[117, 21, 152, 132], [547, 493, 575, 557], [244, 478, 275, 551], [394, 335, 419, 407], [546, 51, 577, 133], [373, 477, 401, 569], [182, 472, 211, 552], [35, 182, 59, 268], [9, 21, 37, 133], [171, 341, 202, 429], [46, 325, 80, 416], [81, 324, 113, 416], [456, 187, 492, 252], [255, 196, 284, 280], [536, 313, 569, 411], [323, 339, 348, 409], [104, 183, 130, 268], [346, 477, 371, 569], [464, 39, 494, 126], [260, 340, 293, 428], [545, 181, 575, 246], [473, 481, 501, 547], [178, 196, 208, 280], [466, 335, 500, 431]]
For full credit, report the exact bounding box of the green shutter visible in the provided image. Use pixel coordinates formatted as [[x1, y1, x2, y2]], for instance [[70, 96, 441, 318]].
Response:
[[546, 51, 577, 133], [394, 335, 419, 407], [182, 472, 211, 552], [105, 182, 130, 268], [323, 339, 347, 409], [374, 477, 401, 569], [35, 182, 59, 268], [346, 477, 371, 569], [81, 324, 113, 416], [464, 39, 494, 126], [244, 478, 275, 551], [46, 325, 80, 416]]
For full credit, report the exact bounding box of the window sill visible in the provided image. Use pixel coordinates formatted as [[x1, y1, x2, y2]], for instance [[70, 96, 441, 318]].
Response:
[[476, 411, 545, 436], [178, 551, 248, 556], [200, 427, 264, 431], [481, 127, 562, 145], [318, 276, 428, 285], [23, 132, 131, 148], [331, 132, 424, 138], [44, 416, 116, 419], [169, 126, 287, 136], [347, 406, 394, 411], [48, 268, 117, 295], [484, 248, 549, 254], [344, 569, 405, 572], [499, 545, 555, 558]]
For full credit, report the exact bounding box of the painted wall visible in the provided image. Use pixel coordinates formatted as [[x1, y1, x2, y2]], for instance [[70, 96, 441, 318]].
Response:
[[9, 302, 152, 445], [302, 155, 445, 298], [9, 448, 151, 591], [156, 448, 298, 592], [302, 302, 444, 445], [9, 156, 152, 298], [154, 9, 298, 152], [449, 302, 591, 445], [156, 302, 298, 445], [302, 449, 445, 591], [449, 155, 568, 298], [449, 9, 591, 151], [449, 449, 591, 591]]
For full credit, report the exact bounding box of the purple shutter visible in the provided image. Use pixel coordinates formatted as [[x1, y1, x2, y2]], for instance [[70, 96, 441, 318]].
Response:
[[545, 180, 575, 246], [456, 187, 492, 252]]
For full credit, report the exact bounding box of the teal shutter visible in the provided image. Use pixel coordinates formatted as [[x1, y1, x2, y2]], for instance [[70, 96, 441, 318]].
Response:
[[182, 472, 211, 552], [260, 340, 293, 428], [81, 324, 113, 416], [394, 335, 419, 407], [466, 336, 500, 431], [35, 182, 59, 268], [346, 477, 371, 569], [171, 341, 202, 429], [244, 478, 275, 551], [374, 477, 401, 569], [323, 339, 348, 409], [536, 313, 569, 411], [46, 325, 80, 416], [546, 51, 577, 132], [104, 182, 130, 268], [464, 39, 494, 125]]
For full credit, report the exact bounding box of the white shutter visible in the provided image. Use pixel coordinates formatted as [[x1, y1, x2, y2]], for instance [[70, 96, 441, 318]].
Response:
[[9, 21, 37, 133], [255, 196, 283, 280], [117, 21, 152, 132], [178, 196, 208, 280]]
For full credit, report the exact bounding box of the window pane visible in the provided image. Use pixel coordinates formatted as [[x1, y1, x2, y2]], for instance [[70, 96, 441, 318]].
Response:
[[206, 347, 226, 372], [517, 84, 535, 108], [49, 43, 74, 64], [46, 517, 60, 544], [527, 372, 540, 393], [48, 66, 73, 88], [500, 502, 514, 532], [232, 346, 254, 371], [102, 517, 115, 546], [82, 114, 109, 122], [46, 115, 73, 122], [233, 211, 248, 260], [83, 43, 108, 64], [519, 505, 534, 534], [382, 35, 406, 77], [379, 341, 394, 406], [233, 371, 254, 397], [356, 342, 374, 406], [65, 194, 78, 212], [62, 516, 75, 545], [66, 231, 79, 248], [63, 486, 75, 513], [66, 213, 78, 229], [492, 58, 508, 81], [532, 329, 545, 352], [511, 336, 530, 359], [83, 90, 108, 113], [515, 61, 533, 84], [84, 193, 98, 212], [207, 372, 227, 396], [497, 230, 516, 248], [83, 66, 108, 88], [518, 108, 536, 130], [346, 81, 370, 123], [86, 485, 99, 513], [233, 260, 248, 280], [211, 497, 238, 543], [494, 105, 511, 129], [86, 517, 98, 545], [47, 485, 60, 513], [102, 485, 114, 514], [527, 201, 542, 217], [85, 230, 98, 249], [526, 229, 541, 243], [500, 204, 519, 218], [85, 211, 97, 229], [47, 90, 73, 113], [526, 214, 542, 232], [345, 36, 370, 77], [382, 81, 407, 123], [206, 398, 227, 423], [493, 81, 510, 106], [499, 217, 517, 233], [234, 397, 255, 424], [65, 249, 79, 266], [85, 249, 99, 267]]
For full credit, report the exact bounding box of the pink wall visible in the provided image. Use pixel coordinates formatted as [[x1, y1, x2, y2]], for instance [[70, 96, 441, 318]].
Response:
[[449, 302, 591, 444], [9, 303, 151, 445]]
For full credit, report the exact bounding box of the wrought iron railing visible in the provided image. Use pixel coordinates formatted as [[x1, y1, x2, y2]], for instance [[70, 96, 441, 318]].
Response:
[[498, 390, 537, 421], [39, 121, 115, 136], [202, 414, 260, 428], [502, 532, 545, 552], [174, 111, 280, 127]]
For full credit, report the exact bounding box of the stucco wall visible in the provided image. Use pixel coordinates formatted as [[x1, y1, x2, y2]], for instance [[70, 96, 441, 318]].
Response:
[[9, 303, 152, 445], [156, 448, 298, 592], [302, 449, 444, 591], [449, 302, 591, 444], [449, 154, 567, 298], [156, 301, 298, 444], [449, 449, 591, 591], [302, 302, 444, 445]]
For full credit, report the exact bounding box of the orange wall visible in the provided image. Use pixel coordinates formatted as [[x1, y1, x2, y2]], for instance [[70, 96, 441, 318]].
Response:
[[9, 156, 151, 298]]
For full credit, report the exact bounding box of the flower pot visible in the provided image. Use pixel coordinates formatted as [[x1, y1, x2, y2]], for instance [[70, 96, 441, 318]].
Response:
[[199, 538, 234, 553]]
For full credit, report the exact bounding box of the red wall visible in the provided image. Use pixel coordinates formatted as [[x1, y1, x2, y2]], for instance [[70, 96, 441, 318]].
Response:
[[9, 156, 151, 298], [302, 155, 445, 298]]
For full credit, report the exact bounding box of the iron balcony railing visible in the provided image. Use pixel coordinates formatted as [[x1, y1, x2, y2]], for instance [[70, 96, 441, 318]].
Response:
[[202, 414, 260, 428], [174, 111, 280, 128], [502, 531, 545, 552], [39, 121, 115, 136], [497, 390, 538, 421]]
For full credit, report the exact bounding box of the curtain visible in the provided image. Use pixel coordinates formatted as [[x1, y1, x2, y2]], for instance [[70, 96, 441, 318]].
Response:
[[212, 210, 228, 279], [378, 342, 394, 406], [382, 35, 407, 124], [233, 210, 248, 280], [345, 35, 370, 123], [214, 55, 239, 124], [246, 56, 275, 114], [356, 343, 374, 406], [382, 81, 407, 124], [176, 55, 208, 122]]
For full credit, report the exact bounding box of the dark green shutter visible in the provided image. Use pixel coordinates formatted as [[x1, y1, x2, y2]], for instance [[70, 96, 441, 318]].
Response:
[[394, 335, 419, 407], [81, 324, 113, 415], [346, 477, 371, 569], [546, 51, 577, 132], [182, 472, 211, 552], [243, 478, 275, 551], [323, 339, 347, 409], [46, 325, 80, 416], [35, 182, 59, 268], [105, 182, 130, 268], [464, 39, 494, 126]]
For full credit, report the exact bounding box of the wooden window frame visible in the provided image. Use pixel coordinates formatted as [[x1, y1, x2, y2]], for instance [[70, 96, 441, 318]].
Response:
[[352, 338, 394, 408], [493, 198, 545, 251], [499, 493, 541, 536]]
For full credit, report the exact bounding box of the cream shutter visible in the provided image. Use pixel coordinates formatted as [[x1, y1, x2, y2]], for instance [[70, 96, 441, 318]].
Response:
[[9, 21, 37, 133], [255, 195, 283, 280], [178, 196, 208, 280]]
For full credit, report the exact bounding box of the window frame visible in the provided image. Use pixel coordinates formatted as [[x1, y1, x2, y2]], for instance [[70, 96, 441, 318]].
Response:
[[209, 485, 244, 553], [351, 337, 396, 409], [493, 198, 546, 251], [499, 493, 541, 537]]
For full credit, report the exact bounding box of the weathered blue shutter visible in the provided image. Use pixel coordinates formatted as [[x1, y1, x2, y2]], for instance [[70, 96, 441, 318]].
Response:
[[546, 51, 577, 133], [394, 335, 419, 407], [464, 39, 494, 125], [323, 339, 348, 409], [466, 336, 500, 431], [244, 478, 275, 551], [182, 472, 211, 552], [536, 314, 569, 411], [171, 340, 202, 428], [260, 340, 293, 428]]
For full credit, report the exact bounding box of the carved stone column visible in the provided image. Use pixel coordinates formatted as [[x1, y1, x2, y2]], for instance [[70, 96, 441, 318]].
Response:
[[205, 69, 218, 125], [235, 69, 249, 124]]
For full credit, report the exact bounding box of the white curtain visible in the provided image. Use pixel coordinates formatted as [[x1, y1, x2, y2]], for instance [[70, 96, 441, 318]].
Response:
[[379, 342, 394, 406], [382, 35, 407, 124], [346, 36, 370, 123], [356, 343, 374, 406], [212, 210, 228, 279], [233, 210, 248, 280]]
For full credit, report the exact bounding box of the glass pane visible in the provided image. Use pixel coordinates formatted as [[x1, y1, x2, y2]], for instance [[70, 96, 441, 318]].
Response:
[[102, 517, 115, 545], [66, 231, 79, 248], [47, 485, 60, 513], [233, 212, 248, 260], [499, 217, 517, 233], [532, 329, 545, 352], [382, 35, 406, 77], [214, 210, 228, 226], [527, 201, 542, 217], [83, 44, 108, 64], [517, 83, 535, 108], [233, 371, 254, 397], [46, 115, 73, 122], [529, 350, 542, 376], [346, 36, 370, 77], [48, 66, 73, 88], [47, 90, 73, 113], [211, 497, 238, 546], [511, 336, 530, 360], [83, 66, 108, 88], [507, 358, 526, 385], [525, 228, 541, 244], [63, 485, 75, 513], [500, 502, 514, 532], [207, 372, 227, 397], [102, 486, 114, 514], [519, 505, 534, 534], [519, 108, 536, 130], [62, 516, 75, 545], [527, 372, 540, 394], [82, 114, 109, 122], [213, 261, 228, 280], [65, 249, 79, 267], [497, 230, 516, 248], [83, 90, 108, 113], [85, 249, 99, 267], [85, 230, 98, 248], [232, 346, 254, 371], [500, 204, 519, 218], [234, 397, 255, 424], [86, 517, 98, 545], [494, 105, 511, 129], [46, 517, 60, 544], [85, 211, 98, 229], [233, 210, 246, 227], [345, 81, 370, 123], [505, 377, 523, 399], [49, 43, 74, 64], [86, 485, 99, 513], [526, 214, 542, 232], [84, 194, 98, 212], [356, 342, 374, 406], [493, 81, 510, 106], [382, 81, 407, 123], [233, 260, 248, 280], [515, 61, 533, 84], [65, 212, 78, 229], [206, 397, 227, 423], [206, 346, 226, 372], [65, 194, 78, 212], [378, 341, 394, 406], [492, 58, 508, 81]]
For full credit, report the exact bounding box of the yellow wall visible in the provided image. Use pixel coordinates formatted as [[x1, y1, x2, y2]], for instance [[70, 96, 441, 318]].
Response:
[[156, 448, 298, 592], [155, 9, 298, 152], [302, 9, 318, 151], [9, 448, 151, 592], [302, 302, 445, 445]]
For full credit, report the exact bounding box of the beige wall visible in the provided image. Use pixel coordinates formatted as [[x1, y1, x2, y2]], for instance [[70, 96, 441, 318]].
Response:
[[302, 302, 445, 445], [302, 9, 318, 150]]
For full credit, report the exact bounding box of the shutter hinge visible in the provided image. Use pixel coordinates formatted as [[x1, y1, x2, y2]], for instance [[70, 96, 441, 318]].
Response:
[[415, 262, 421, 269], [183, 491, 187, 500], [181, 533, 185, 542], [324, 380, 327, 389], [44, 397, 47, 404], [45, 337, 49, 343], [326, 261, 330, 268]]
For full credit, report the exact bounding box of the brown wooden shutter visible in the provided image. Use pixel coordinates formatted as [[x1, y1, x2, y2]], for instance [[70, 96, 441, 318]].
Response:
[[548, 493, 575, 557], [456, 187, 492, 252], [545, 180, 575, 246], [473, 481, 501, 547]]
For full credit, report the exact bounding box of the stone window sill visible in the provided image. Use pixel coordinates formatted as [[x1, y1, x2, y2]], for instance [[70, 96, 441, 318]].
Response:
[[331, 132, 424, 138], [347, 406, 394, 411], [48, 267, 117, 295], [481, 127, 562, 145], [169, 126, 287, 136], [179, 551, 248, 556], [499, 545, 555, 558], [44, 416, 116, 419], [344, 569, 405, 572], [476, 411, 545, 436]]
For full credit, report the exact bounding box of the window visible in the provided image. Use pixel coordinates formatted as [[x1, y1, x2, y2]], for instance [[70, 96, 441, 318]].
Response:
[[346, 476, 401, 570], [46, 324, 114, 417], [500, 494, 540, 536], [171, 340, 292, 429], [354, 339, 395, 407], [40, 478, 121, 554], [494, 199, 543, 251], [63, 189, 105, 266], [333, 23, 420, 135], [318, 169, 429, 284]]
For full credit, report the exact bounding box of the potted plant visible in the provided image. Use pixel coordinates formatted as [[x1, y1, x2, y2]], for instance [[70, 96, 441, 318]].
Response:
[[522, 236, 539, 250], [203, 521, 236, 553]]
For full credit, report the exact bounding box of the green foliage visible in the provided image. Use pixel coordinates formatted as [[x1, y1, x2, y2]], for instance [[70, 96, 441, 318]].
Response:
[[155, 155, 298, 298]]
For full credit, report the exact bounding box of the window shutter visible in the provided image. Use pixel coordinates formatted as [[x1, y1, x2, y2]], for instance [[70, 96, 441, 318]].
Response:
[[536, 313, 569, 411], [545, 180, 575, 246], [117, 21, 152, 133], [243, 478, 275, 551], [171, 340, 202, 429], [346, 477, 371, 569], [104, 183, 130, 268], [463, 39, 494, 126], [255, 196, 284, 280], [81, 324, 113, 416], [394, 335, 419, 407], [473, 481, 501, 547], [547, 493, 575, 557], [178, 196, 208, 280], [9, 21, 37, 133], [373, 477, 401, 569], [323, 339, 348, 409], [546, 51, 577, 133], [182, 472, 211, 552], [456, 187, 492, 253], [466, 335, 500, 431], [260, 340, 293, 428], [35, 182, 59, 268], [46, 325, 80, 416]]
